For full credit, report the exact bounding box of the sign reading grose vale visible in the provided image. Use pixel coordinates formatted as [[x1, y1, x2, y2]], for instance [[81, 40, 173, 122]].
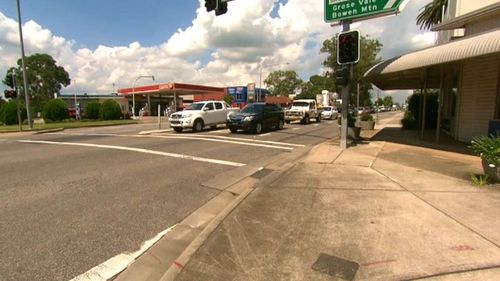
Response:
[[325, 0, 406, 23]]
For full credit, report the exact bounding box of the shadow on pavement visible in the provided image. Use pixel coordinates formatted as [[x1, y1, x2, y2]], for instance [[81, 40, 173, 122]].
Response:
[[369, 127, 475, 156]]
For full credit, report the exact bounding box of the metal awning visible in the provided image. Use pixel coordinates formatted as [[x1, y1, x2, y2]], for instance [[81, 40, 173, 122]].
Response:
[[365, 28, 500, 90]]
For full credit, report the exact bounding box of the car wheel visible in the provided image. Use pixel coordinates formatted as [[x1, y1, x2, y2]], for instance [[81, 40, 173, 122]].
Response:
[[302, 115, 309, 124], [254, 122, 263, 134], [277, 119, 284, 130], [173, 127, 183, 133], [316, 115, 321, 123], [285, 120, 291, 124], [229, 127, 238, 133], [193, 119, 204, 132]]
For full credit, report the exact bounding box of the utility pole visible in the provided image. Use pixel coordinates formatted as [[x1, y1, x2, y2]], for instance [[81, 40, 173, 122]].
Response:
[[16, 0, 32, 129]]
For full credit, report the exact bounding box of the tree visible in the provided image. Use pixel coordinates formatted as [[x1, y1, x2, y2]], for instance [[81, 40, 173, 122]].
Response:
[[298, 75, 336, 100], [383, 96, 394, 107], [3, 53, 70, 113], [320, 34, 382, 106], [264, 70, 303, 97], [416, 0, 448, 30]]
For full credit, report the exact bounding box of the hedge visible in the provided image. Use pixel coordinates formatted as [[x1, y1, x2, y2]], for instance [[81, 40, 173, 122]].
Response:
[[99, 100, 122, 120], [42, 99, 69, 123], [0, 101, 26, 125], [85, 101, 101, 120]]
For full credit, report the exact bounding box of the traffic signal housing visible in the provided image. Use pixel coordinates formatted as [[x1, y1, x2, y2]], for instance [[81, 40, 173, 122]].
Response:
[[215, 0, 227, 16], [205, 0, 216, 12], [205, 0, 228, 16], [337, 30, 360, 65], [5, 73, 15, 88], [4, 89, 17, 99], [335, 66, 350, 87]]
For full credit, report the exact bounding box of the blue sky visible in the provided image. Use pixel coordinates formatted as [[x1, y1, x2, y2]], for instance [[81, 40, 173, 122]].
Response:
[[0, 0, 199, 49], [0, 0, 434, 103]]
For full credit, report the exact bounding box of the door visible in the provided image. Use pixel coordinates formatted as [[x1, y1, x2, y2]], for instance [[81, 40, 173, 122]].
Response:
[[202, 102, 216, 125], [214, 102, 227, 124]]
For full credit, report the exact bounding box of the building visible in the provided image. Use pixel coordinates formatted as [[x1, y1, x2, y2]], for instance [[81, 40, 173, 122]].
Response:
[[118, 82, 225, 116], [227, 86, 269, 108], [365, 1, 500, 142]]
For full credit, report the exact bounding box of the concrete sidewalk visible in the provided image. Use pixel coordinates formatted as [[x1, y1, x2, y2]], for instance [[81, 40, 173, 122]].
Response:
[[171, 115, 500, 281]]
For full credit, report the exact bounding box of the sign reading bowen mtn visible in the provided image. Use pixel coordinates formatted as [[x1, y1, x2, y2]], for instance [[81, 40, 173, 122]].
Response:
[[325, 0, 406, 23]]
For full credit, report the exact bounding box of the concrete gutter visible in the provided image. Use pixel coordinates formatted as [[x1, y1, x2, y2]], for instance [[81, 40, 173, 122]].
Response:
[[113, 143, 313, 281]]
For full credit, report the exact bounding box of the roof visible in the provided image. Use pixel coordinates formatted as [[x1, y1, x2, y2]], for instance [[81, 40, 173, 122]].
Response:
[[432, 2, 500, 31], [364, 28, 500, 90], [118, 82, 225, 96]]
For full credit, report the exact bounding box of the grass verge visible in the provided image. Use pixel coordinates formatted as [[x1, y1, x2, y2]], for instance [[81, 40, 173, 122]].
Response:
[[0, 119, 139, 133]]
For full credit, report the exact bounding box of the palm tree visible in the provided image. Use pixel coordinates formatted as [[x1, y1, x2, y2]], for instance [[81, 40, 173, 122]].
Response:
[[416, 0, 449, 30]]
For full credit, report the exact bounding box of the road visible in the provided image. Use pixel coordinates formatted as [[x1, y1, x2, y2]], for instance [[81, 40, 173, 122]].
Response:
[[0, 115, 350, 281]]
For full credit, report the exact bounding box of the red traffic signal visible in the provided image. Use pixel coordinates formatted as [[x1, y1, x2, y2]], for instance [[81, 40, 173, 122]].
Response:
[[337, 30, 360, 65], [4, 89, 17, 99]]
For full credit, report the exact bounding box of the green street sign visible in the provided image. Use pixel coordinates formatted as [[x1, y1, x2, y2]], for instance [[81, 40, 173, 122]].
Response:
[[325, 0, 407, 23]]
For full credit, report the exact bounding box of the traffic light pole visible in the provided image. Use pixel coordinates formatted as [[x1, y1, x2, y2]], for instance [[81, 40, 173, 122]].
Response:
[[340, 20, 351, 150]]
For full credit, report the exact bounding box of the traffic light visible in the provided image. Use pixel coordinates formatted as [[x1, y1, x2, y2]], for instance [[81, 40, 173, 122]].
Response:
[[337, 30, 360, 65], [205, 0, 228, 16], [215, 0, 227, 16], [5, 73, 15, 88], [4, 89, 17, 99], [335, 66, 350, 87], [205, 0, 216, 12]]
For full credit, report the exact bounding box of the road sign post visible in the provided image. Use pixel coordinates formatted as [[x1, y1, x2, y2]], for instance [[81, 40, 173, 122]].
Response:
[[339, 21, 351, 150], [325, 0, 407, 23]]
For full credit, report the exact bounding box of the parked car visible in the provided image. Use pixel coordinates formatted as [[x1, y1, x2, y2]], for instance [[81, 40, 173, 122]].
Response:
[[226, 103, 285, 134], [320, 106, 339, 120], [169, 101, 236, 133]]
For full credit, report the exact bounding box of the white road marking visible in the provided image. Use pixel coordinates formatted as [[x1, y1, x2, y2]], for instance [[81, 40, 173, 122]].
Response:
[[48, 132, 304, 149], [18, 140, 246, 167], [182, 133, 304, 147], [292, 127, 300, 130], [313, 124, 320, 127], [259, 133, 271, 137], [70, 225, 176, 281]]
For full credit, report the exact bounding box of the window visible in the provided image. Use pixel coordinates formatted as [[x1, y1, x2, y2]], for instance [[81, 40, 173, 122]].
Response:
[[215, 102, 223, 110], [204, 102, 214, 111]]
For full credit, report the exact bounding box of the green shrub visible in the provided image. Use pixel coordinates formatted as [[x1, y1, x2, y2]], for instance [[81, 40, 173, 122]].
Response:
[[401, 111, 418, 130], [407, 93, 439, 129], [338, 113, 356, 127], [85, 101, 101, 120], [0, 101, 26, 125], [469, 134, 500, 167], [42, 99, 69, 122], [360, 112, 373, 121], [99, 100, 122, 120]]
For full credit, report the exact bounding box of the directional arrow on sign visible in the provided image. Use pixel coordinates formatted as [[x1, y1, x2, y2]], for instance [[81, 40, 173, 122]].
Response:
[[325, 0, 408, 23]]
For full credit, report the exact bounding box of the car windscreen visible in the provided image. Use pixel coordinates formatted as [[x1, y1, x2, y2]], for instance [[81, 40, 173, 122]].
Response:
[[184, 103, 205, 110], [241, 104, 264, 113], [323, 107, 332, 111], [292, 102, 309, 107]]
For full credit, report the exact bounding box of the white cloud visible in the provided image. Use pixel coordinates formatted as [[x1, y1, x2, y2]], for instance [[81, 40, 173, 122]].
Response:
[[0, 0, 435, 96]]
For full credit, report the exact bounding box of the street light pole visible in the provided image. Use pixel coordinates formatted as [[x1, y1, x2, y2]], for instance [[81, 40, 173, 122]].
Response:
[[132, 75, 155, 119], [16, 0, 32, 129]]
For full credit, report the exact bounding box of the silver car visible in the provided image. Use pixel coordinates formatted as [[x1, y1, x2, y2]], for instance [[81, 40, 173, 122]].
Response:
[[320, 106, 338, 120]]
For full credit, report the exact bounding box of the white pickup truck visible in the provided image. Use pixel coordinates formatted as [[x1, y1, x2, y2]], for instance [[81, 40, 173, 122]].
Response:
[[169, 101, 236, 133], [285, 99, 321, 124]]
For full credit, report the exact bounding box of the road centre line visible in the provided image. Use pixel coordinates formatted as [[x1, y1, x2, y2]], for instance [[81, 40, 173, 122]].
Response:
[[47, 132, 302, 150], [18, 140, 246, 167]]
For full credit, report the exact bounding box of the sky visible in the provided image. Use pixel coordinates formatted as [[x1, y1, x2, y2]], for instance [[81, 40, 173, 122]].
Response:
[[0, 0, 436, 103]]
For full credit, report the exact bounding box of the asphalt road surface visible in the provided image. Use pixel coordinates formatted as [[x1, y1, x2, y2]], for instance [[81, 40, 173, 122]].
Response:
[[0, 115, 352, 281]]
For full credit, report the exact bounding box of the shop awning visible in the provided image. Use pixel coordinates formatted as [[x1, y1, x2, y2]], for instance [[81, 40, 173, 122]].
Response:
[[365, 28, 500, 90]]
